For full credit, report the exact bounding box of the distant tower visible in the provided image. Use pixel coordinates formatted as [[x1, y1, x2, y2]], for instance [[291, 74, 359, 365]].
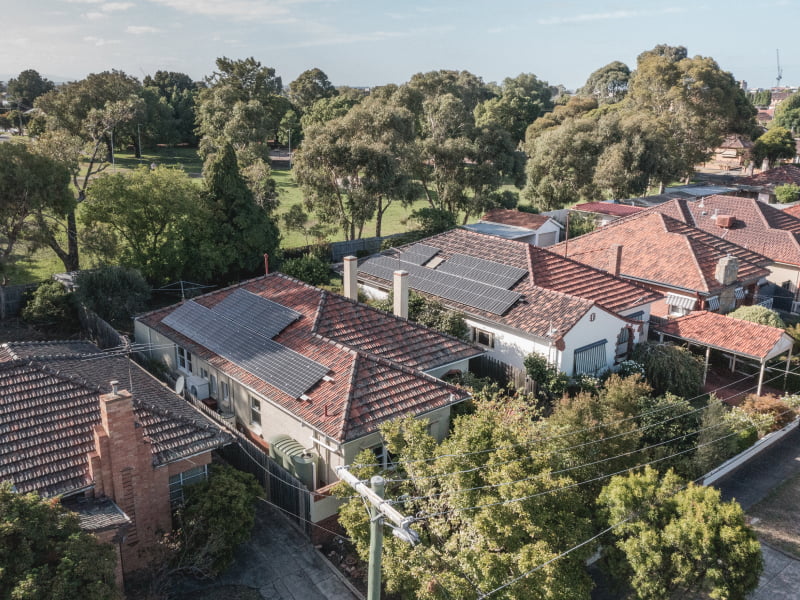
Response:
[[776, 49, 783, 88], [739, 80, 748, 91]]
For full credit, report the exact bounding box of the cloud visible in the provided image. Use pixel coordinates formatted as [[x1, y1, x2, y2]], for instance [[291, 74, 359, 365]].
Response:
[[83, 10, 108, 19], [64, 0, 104, 4], [143, 0, 300, 23], [126, 25, 162, 34], [83, 35, 121, 45], [102, 2, 135, 11], [285, 25, 454, 48], [537, 7, 685, 26]]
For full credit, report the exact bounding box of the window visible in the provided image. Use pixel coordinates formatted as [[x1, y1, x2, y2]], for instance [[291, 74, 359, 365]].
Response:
[[665, 292, 696, 316], [200, 367, 209, 379], [209, 374, 218, 398], [176, 346, 193, 373], [168, 464, 208, 506], [615, 327, 631, 361], [472, 328, 494, 348], [371, 444, 397, 470], [626, 310, 645, 322], [573, 339, 608, 376], [220, 381, 232, 409], [250, 396, 261, 427]]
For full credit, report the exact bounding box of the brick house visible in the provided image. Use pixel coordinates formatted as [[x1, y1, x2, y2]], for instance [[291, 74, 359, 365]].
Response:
[[134, 274, 479, 523], [353, 228, 661, 376], [467, 208, 564, 246], [738, 164, 800, 203], [0, 341, 231, 579]]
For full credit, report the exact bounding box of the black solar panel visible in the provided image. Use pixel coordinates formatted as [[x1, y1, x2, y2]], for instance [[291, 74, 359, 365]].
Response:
[[214, 288, 300, 339], [437, 254, 526, 289], [359, 256, 521, 315], [398, 243, 441, 265], [163, 301, 329, 398]]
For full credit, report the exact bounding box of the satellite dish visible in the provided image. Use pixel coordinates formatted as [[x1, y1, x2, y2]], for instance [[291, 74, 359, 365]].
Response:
[[175, 376, 185, 395]]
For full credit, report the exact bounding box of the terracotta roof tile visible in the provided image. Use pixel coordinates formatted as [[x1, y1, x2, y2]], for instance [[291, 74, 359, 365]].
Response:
[[482, 209, 553, 230], [655, 311, 792, 360], [137, 275, 475, 443], [572, 202, 644, 217], [553, 209, 771, 294], [0, 342, 232, 497], [739, 164, 800, 187]]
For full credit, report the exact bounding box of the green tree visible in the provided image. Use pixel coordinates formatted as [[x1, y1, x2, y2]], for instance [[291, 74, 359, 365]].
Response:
[[299, 94, 361, 133], [75, 266, 150, 327], [409, 206, 457, 235], [288, 68, 337, 114], [772, 91, 800, 132], [775, 183, 800, 204], [280, 253, 331, 286], [752, 126, 796, 168], [751, 89, 771, 107], [6, 69, 54, 126], [277, 108, 301, 148], [598, 467, 762, 600], [338, 397, 595, 600], [375, 290, 468, 338], [21, 280, 78, 331], [196, 56, 283, 167], [693, 396, 738, 476], [578, 61, 631, 105], [636, 393, 699, 477], [630, 342, 703, 398], [202, 143, 280, 279], [728, 304, 786, 328], [82, 166, 209, 283], [0, 482, 118, 600], [474, 72, 553, 144], [0, 142, 73, 281]]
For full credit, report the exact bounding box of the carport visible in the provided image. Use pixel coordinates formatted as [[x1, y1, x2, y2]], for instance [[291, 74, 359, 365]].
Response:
[[654, 311, 795, 396]]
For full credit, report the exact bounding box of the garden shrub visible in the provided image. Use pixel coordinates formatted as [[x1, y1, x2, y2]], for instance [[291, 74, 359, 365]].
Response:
[[740, 394, 796, 432], [21, 280, 78, 330], [280, 253, 331, 286]]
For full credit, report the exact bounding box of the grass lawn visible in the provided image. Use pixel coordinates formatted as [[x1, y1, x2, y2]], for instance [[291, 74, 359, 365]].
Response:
[[114, 146, 203, 177], [3, 243, 65, 285], [749, 470, 800, 559]]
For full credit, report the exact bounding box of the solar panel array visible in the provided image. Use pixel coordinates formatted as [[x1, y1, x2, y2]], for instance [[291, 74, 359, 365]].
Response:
[[398, 243, 441, 265], [437, 254, 526, 289], [163, 300, 329, 398], [359, 256, 521, 315], [214, 288, 300, 339]]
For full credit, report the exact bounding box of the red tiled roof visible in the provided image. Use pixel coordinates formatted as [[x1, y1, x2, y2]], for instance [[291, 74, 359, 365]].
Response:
[[571, 202, 643, 217], [0, 341, 231, 497], [738, 164, 800, 187], [719, 134, 754, 150], [482, 209, 553, 230], [137, 275, 475, 443], [655, 311, 792, 360], [784, 204, 800, 219], [359, 229, 661, 340], [553, 209, 771, 294], [648, 196, 800, 266]]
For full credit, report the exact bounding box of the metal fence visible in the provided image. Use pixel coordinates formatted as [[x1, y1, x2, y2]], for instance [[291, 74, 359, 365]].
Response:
[[283, 232, 417, 263]]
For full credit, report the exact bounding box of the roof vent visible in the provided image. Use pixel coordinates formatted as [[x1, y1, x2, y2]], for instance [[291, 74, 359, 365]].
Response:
[[716, 214, 735, 228], [300, 394, 311, 402]]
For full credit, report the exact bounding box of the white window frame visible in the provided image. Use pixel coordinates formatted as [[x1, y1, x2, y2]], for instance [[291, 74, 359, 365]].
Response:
[[250, 395, 261, 427], [168, 464, 208, 506], [176, 346, 193, 374], [472, 327, 494, 348]]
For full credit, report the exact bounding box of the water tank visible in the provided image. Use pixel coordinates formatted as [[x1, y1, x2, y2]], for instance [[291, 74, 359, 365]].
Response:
[[267, 434, 318, 489]]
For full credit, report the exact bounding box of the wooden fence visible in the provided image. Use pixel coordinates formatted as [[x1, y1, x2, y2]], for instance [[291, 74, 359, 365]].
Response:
[[77, 305, 126, 349], [0, 283, 40, 320], [282, 232, 418, 263], [469, 355, 537, 395]]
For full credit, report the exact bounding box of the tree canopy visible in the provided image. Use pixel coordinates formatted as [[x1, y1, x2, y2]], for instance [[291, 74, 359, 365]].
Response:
[[6, 69, 54, 110], [288, 68, 337, 113], [578, 61, 630, 105], [752, 126, 796, 168], [728, 305, 787, 328]]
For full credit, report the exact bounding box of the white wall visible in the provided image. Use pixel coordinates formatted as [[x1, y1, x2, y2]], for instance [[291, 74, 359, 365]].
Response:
[[767, 262, 800, 298], [465, 316, 550, 371], [560, 308, 630, 376]]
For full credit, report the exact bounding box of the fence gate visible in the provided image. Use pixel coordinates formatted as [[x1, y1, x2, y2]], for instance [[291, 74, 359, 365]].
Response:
[[469, 355, 537, 395]]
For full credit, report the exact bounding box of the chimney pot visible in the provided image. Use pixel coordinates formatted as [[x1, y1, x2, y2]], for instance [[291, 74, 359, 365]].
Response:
[[610, 244, 623, 277], [343, 256, 358, 301], [110, 380, 119, 395], [393, 270, 409, 319]]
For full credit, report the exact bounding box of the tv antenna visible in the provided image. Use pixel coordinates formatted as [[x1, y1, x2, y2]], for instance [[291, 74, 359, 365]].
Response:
[[776, 49, 783, 88]]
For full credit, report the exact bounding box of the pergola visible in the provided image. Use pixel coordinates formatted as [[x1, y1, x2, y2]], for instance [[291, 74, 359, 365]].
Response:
[[654, 311, 795, 397]]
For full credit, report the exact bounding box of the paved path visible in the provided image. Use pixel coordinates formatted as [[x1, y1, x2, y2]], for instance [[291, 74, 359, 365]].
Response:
[[178, 502, 361, 600], [713, 427, 800, 599]]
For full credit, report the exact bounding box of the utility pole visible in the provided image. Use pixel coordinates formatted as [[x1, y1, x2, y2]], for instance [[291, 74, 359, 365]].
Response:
[[336, 466, 420, 600]]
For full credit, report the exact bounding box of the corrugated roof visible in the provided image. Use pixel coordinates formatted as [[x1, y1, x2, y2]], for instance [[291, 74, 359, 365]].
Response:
[[572, 202, 643, 217], [481, 209, 555, 230]]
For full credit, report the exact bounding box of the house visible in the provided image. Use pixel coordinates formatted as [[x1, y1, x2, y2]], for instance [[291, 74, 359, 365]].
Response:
[[354, 228, 661, 377], [0, 340, 231, 578], [466, 208, 563, 246], [570, 202, 643, 227], [707, 134, 754, 170], [551, 207, 771, 317], [648, 195, 800, 306], [738, 164, 800, 203], [135, 274, 479, 518]]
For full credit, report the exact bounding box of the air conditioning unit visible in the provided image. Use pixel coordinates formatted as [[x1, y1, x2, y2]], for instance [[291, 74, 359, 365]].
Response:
[[186, 375, 210, 400]]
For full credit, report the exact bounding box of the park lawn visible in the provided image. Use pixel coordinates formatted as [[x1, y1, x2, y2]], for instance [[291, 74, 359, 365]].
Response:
[[114, 147, 203, 176], [749, 470, 800, 559], [3, 243, 65, 285]]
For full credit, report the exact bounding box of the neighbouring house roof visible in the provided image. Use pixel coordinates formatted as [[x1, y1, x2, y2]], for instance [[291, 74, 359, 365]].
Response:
[[464, 221, 539, 240], [719, 134, 754, 150], [61, 496, 131, 533], [738, 164, 800, 188], [648, 196, 800, 267], [357, 228, 661, 342], [571, 202, 643, 218], [137, 275, 477, 443], [655, 311, 794, 361], [552, 210, 771, 295], [0, 341, 232, 497], [481, 209, 559, 231]]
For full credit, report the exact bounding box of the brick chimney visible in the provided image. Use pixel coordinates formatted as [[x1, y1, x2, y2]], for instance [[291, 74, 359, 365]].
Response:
[[393, 270, 409, 319], [343, 256, 358, 300], [715, 255, 739, 286], [610, 244, 623, 277]]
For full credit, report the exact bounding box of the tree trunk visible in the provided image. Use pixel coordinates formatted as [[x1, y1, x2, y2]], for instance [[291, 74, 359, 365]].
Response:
[[375, 197, 383, 238], [133, 134, 141, 159], [65, 210, 80, 271]]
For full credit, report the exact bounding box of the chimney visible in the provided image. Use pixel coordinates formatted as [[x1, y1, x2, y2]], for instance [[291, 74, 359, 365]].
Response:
[[715, 255, 739, 286], [343, 256, 358, 300], [393, 270, 409, 319], [610, 244, 623, 277]]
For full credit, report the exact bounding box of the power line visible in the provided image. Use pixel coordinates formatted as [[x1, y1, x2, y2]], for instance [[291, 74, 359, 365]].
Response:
[[256, 496, 353, 542]]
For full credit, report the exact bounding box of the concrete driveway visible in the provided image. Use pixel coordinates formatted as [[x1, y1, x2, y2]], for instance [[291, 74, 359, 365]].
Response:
[[178, 502, 361, 600]]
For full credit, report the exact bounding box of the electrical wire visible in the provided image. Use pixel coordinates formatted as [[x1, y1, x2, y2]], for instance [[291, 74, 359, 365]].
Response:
[[256, 496, 353, 542]]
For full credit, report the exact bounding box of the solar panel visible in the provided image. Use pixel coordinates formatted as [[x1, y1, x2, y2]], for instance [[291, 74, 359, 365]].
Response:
[[359, 256, 521, 315], [214, 288, 300, 339], [398, 243, 441, 265], [163, 301, 329, 398], [437, 254, 527, 290]]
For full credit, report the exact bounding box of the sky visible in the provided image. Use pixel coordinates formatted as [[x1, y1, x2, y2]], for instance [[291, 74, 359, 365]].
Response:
[[3, 0, 799, 91]]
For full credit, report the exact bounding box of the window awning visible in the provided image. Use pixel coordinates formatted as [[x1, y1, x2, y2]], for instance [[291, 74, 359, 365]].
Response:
[[734, 287, 745, 300], [706, 296, 720, 311], [665, 293, 696, 310]]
